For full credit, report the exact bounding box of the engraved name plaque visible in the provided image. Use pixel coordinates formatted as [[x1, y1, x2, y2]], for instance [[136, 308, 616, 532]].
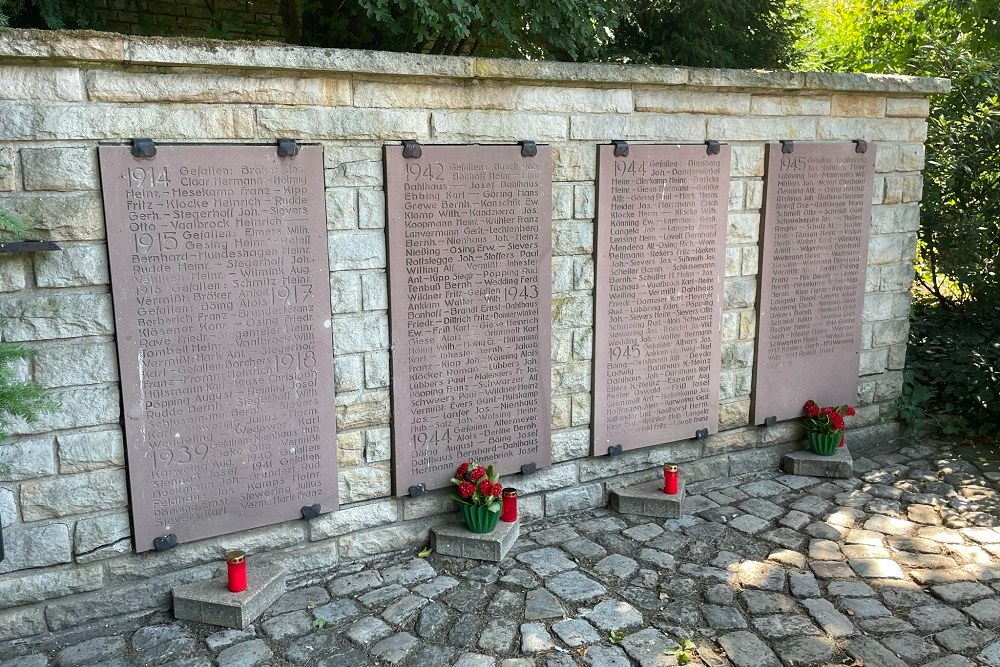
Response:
[[99, 144, 337, 551], [753, 142, 876, 424], [594, 144, 729, 454], [385, 144, 552, 494]]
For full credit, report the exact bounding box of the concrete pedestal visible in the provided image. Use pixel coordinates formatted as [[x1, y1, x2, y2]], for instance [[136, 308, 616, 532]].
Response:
[[173, 565, 285, 629], [610, 478, 686, 519], [783, 445, 853, 479], [432, 518, 520, 562]]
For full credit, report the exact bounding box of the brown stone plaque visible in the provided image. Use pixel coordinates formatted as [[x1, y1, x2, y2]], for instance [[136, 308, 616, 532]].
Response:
[[753, 142, 876, 424], [385, 144, 552, 494], [99, 144, 337, 551], [593, 144, 729, 454]]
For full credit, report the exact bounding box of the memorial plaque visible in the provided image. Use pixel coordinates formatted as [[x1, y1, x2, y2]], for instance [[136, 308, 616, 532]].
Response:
[[593, 144, 729, 454], [752, 142, 876, 424], [99, 144, 337, 551], [385, 144, 552, 495]]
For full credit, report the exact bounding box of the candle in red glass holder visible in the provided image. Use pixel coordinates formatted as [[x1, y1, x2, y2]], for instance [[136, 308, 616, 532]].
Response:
[[500, 488, 518, 522], [663, 465, 679, 495], [227, 550, 247, 593]]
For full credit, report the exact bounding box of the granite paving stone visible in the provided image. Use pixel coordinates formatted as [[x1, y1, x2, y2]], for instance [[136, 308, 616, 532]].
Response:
[[935, 625, 997, 653], [880, 633, 941, 663], [215, 640, 272, 667], [717, 631, 781, 667]]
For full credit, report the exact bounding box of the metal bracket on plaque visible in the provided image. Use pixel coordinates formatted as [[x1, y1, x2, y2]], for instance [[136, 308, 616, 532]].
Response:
[[301, 504, 321, 520], [131, 138, 156, 159], [612, 140, 630, 157], [695, 428, 709, 440], [0, 240, 61, 254], [520, 463, 536, 476], [519, 140, 538, 158], [705, 140, 721, 156], [608, 444, 623, 457], [408, 484, 426, 497], [277, 138, 300, 158], [402, 140, 422, 159], [152, 534, 178, 552], [764, 415, 777, 427], [780, 140, 795, 154], [853, 139, 869, 154]]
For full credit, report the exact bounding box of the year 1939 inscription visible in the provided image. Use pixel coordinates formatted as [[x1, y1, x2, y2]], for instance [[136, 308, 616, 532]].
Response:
[[99, 145, 338, 551], [753, 142, 876, 424], [594, 144, 729, 453], [385, 144, 553, 494]]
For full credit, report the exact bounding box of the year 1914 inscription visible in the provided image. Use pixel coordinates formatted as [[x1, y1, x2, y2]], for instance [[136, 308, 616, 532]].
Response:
[[753, 142, 876, 424], [594, 144, 729, 453], [385, 144, 552, 494], [99, 144, 337, 551]]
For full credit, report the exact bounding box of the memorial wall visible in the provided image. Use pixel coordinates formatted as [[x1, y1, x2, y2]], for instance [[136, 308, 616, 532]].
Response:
[[0, 29, 943, 637]]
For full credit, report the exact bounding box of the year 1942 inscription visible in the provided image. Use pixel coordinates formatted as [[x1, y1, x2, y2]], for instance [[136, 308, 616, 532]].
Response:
[[385, 144, 553, 494], [99, 144, 337, 551]]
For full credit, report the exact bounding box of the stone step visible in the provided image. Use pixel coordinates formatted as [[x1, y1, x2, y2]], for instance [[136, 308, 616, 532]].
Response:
[[432, 517, 520, 562], [609, 478, 685, 519], [173, 565, 286, 629], [783, 445, 854, 479]]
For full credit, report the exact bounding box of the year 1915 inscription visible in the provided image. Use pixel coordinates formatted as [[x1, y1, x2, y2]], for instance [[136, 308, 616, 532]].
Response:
[[385, 144, 552, 494], [594, 144, 729, 453], [753, 142, 876, 424], [99, 144, 337, 551]]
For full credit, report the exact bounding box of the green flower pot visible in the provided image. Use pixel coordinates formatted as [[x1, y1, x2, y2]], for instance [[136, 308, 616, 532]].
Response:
[[460, 503, 500, 534], [807, 430, 842, 456]]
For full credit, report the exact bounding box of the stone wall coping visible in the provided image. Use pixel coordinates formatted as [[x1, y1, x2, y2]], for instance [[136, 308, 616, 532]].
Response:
[[0, 29, 951, 95]]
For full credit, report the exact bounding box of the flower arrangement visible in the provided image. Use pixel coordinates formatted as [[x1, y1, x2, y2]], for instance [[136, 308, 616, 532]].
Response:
[[451, 461, 502, 512], [802, 399, 856, 448]]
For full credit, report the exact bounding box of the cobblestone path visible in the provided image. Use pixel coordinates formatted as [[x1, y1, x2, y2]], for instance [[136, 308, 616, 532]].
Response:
[[3, 440, 1000, 667]]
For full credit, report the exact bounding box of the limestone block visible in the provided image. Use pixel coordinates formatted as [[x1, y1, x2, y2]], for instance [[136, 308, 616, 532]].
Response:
[[887, 343, 907, 370], [636, 89, 749, 114], [572, 327, 593, 360], [0, 292, 113, 342], [364, 351, 389, 389], [517, 86, 632, 113], [722, 341, 754, 369], [725, 247, 741, 278], [87, 70, 349, 105], [501, 463, 576, 497], [553, 221, 592, 254], [35, 341, 118, 388], [868, 234, 905, 265], [552, 143, 596, 182], [720, 399, 751, 430], [334, 354, 364, 393], [325, 188, 358, 230], [0, 606, 48, 641], [56, 429, 125, 473], [739, 309, 756, 339], [0, 437, 57, 480], [551, 428, 590, 463], [338, 520, 436, 559], [552, 292, 593, 328], [579, 440, 701, 482], [433, 517, 520, 561], [0, 146, 16, 191], [857, 379, 876, 405], [400, 488, 454, 521], [75, 511, 131, 559], [552, 183, 574, 220], [570, 393, 591, 426], [336, 389, 390, 430], [886, 97, 930, 118], [804, 71, 948, 95], [552, 258, 575, 293], [0, 30, 126, 60], [0, 521, 71, 573], [310, 498, 398, 540], [553, 360, 590, 393], [707, 117, 816, 142], [745, 181, 764, 210], [432, 110, 567, 141], [742, 246, 759, 276], [872, 319, 909, 347], [365, 426, 390, 463], [573, 257, 594, 290], [730, 441, 799, 475], [9, 385, 119, 436], [863, 292, 895, 322], [901, 174, 923, 202], [20, 147, 98, 191], [0, 486, 13, 528], [723, 311, 739, 340], [750, 95, 830, 116], [875, 371, 905, 402], [573, 184, 595, 219], [866, 266, 880, 293], [731, 145, 765, 177], [720, 371, 736, 401], [20, 468, 126, 521], [832, 94, 885, 117], [724, 278, 756, 310], [702, 428, 757, 456], [0, 66, 82, 101], [883, 175, 903, 204], [355, 79, 515, 110], [0, 562, 104, 608], [258, 107, 428, 140], [330, 272, 362, 314], [891, 291, 913, 318], [337, 429, 364, 467], [871, 176, 886, 204], [325, 146, 382, 187], [571, 113, 705, 141], [859, 348, 889, 376], [545, 483, 603, 516], [33, 243, 110, 287], [551, 396, 571, 431], [875, 142, 925, 172], [0, 101, 253, 140], [783, 447, 853, 479], [339, 463, 391, 504], [332, 311, 388, 354], [328, 230, 385, 271], [0, 192, 106, 240], [817, 117, 926, 142], [728, 212, 759, 244], [360, 271, 388, 310], [870, 206, 896, 234], [759, 420, 804, 445], [896, 203, 921, 233], [729, 180, 746, 211], [358, 189, 386, 229]]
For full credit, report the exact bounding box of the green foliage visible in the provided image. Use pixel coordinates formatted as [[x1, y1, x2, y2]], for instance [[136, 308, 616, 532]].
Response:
[[608, 0, 803, 69], [666, 638, 697, 664], [0, 343, 58, 441], [608, 630, 625, 644], [1, 0, 103, 29]]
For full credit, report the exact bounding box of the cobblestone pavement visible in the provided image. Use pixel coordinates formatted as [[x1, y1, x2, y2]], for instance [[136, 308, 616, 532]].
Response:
[[4, 439, 1000, 667]]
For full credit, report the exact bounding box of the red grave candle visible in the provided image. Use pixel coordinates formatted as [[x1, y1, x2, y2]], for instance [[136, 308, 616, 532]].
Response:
[[227, 550, 247, 593], [500, 488, 518, 522], [663, 465, 679, 495]]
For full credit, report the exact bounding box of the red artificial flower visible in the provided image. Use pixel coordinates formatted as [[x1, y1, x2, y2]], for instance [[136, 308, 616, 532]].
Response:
[[456, 462, 470, 479], [831, 412, 845, 430], [469, 466, 487, 482], [805, 403, 820, 418], [492, 482, 503, 497], [458, 482, 475, 499], [845, 405, 856, 417], [839, 434, 845, 447], [478, 480, 492, 497]]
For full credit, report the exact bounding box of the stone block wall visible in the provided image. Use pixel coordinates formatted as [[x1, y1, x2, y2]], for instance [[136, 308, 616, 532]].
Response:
[[0, 29, 946, 639]]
